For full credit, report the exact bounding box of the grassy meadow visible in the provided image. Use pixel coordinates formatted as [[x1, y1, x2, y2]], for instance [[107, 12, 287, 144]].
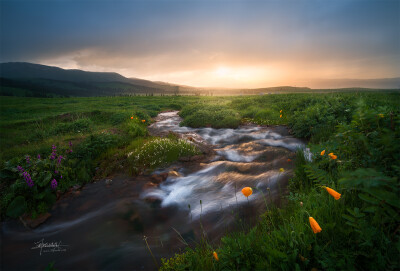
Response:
[[1, 91, 399, 270]]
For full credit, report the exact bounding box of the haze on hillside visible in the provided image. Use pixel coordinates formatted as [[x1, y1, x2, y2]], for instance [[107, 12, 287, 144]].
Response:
[[1, 0, 399, 89]]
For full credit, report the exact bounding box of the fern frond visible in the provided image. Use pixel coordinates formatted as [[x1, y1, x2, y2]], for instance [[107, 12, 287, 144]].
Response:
[[304, 164, 330, 185]]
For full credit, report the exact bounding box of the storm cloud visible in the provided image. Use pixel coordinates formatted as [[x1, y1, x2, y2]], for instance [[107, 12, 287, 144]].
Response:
[[1, 0, 399, 87]]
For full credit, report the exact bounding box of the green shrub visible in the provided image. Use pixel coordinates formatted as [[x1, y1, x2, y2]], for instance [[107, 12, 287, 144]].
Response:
[[72, 132, 119, 160], [1, 145, 75, 218], [168, 103, 182, 110], [127, 137, 200, 174], [134, 111, 151, 122], [53, 118, 93, 134], [124, 122, 148, 138], [180, 104, 241, 128], [109, 112, 129, 125]]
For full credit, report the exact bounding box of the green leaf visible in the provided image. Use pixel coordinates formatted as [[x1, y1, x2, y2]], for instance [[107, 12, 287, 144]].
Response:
[[382, 205, 400, 222], [358, 193, 380, 205], [43, 172, 52, 184], [363, 206, 378, 213], [339, 168, 394, 189], [34, 190, 48, 200], [345, 221, 360, 229], [366, 188, 400, 209], [6, 196, 27, 218], [342, 214, 355, 223], [37, 172, 53, 187]]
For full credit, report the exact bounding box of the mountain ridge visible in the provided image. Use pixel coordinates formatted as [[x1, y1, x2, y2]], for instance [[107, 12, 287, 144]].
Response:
[[0, 62, 399, 97]]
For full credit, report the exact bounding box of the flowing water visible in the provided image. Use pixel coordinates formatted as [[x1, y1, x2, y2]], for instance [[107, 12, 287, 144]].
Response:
[[1, 111, 306, 271]]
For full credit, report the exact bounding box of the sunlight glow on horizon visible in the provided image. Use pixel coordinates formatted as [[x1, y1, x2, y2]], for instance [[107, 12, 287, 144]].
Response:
[[2, 0, 399, 88]]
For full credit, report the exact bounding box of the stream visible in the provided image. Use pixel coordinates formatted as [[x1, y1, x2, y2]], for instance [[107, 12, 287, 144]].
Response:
[[1, 111, 306, 271]]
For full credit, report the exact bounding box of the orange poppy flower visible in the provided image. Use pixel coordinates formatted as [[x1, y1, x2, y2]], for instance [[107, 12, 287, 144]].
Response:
[[328, 153, 337, 160], [280, 110, 283, 113], [241, 187, 253, 197], [324, 186, 341, 200], [142, 119, 146, 123], [213, 251, 219, 261], [320, 150, 325, 156], [280, 114, 282, 118], [287, 159, 291, 162], [131, 116, 134, 119], [309, 217, 322, 233]]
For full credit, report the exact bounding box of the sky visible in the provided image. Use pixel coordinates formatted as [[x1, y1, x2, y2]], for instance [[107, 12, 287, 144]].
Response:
[[1, 0, 399, 88]]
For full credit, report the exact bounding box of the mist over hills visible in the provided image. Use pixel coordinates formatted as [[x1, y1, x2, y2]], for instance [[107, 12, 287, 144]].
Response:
[[0, 62, 399, 97]]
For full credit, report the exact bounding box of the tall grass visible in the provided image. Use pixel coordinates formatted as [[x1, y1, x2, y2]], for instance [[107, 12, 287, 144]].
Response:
[[160, 94, 400, 270]]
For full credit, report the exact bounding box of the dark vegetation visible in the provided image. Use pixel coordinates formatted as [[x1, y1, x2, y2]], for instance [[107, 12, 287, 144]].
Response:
[[1, 62, 399, 97], [0, 92, 399, 270]]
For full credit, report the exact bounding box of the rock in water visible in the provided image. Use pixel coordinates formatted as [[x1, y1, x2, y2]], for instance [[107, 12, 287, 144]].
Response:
[[20, 213, 51, 229], [168, 170, 181, 177]]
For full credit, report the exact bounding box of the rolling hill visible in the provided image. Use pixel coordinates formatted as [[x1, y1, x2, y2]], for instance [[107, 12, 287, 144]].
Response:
[[0, 62, 399, 97], [0, 62, 182, 97]]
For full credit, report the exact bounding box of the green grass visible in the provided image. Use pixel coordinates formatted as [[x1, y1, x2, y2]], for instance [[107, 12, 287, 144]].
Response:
[[159, 93, 400, 270], [1, 92, 399, 269], [0, 95, 202, 219]]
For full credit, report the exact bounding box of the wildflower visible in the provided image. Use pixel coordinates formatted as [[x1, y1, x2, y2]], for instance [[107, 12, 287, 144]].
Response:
[[279, 168, 285, 172], [287, 159, 292, 162], [280, 114, 282, 118], [26, 155, 30, 164], [131, 116, 134, 119], [50, 145, 57, 160], [69, 141, 73, 147], [378, 114, 384, 118], [280, 110, 283, 113], [57, 155, 64, 166], [23, 171, 34, 187], [142, 119, 146, 123], [17, 165, 24, 173], [328, 153, 337, 160], [37, 154, 41, 160], [309, 217, 322, 233], [300, 201, 303, 207], [51, 179, 58, 189], [213, 251, 219, 261], [241, 187, 253, 197], [320, 150, 325, 156], [323, 186, 341, 200]]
